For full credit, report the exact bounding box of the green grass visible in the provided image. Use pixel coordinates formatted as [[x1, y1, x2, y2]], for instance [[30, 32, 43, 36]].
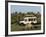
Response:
[[11, 23, 41, 31], [11, 23, 25, 31]]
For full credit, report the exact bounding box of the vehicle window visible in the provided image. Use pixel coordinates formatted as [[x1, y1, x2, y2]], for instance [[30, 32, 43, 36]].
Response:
[[29, 19, 33, 21]]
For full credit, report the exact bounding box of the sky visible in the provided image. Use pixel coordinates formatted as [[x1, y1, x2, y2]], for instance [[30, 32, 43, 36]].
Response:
[[11, 5, 41, 13]]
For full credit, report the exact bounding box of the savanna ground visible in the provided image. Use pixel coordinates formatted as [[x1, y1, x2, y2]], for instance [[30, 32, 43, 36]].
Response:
[[11, 12, 41, 31], [11, 23, 41, 31]]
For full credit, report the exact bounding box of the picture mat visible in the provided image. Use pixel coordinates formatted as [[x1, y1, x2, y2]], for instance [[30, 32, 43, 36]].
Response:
[[8, 2, 43, 35]]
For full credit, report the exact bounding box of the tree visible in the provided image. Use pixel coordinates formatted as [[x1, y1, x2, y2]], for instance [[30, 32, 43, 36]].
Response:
[[15, 12, 18, 15]]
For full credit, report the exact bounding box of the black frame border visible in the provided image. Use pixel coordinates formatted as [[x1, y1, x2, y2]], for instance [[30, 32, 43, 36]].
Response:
[[5, 1, 45, 36]]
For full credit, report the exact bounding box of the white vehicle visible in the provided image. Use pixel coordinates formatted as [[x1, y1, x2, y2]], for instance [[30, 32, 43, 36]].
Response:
[[19, 16, 37, 24]]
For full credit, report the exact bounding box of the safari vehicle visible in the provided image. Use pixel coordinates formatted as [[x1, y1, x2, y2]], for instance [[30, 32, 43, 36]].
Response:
[[19, 15, 37, 25]]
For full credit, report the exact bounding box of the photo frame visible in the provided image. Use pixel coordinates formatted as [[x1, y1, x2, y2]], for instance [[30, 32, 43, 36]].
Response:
[[5, 1, 45, 36]]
